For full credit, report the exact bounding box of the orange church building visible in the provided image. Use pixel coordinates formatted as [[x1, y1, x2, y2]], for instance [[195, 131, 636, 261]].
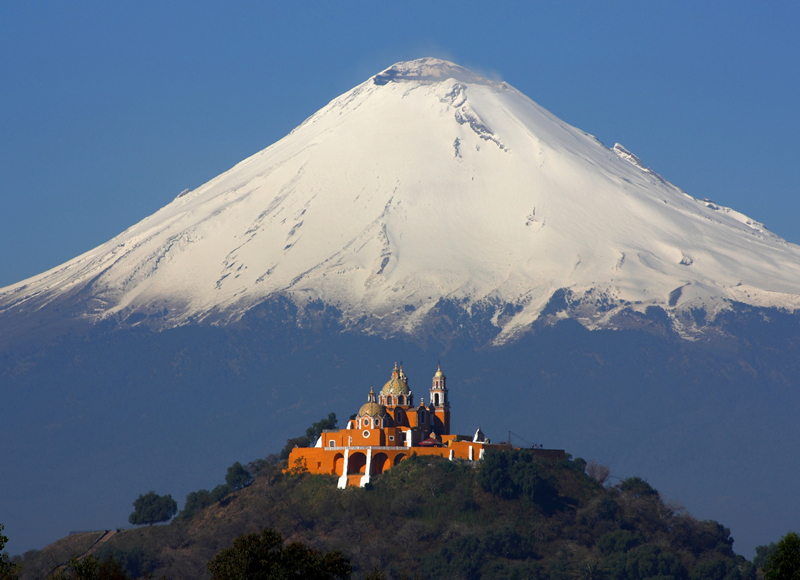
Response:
[[288, 363, 512, 488]]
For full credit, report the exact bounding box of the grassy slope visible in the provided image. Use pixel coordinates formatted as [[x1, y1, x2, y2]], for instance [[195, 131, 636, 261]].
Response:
[[17, 453, 753, 580]]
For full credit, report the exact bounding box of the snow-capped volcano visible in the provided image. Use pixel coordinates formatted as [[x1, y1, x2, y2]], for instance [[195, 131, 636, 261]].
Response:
[[3, 57, 800, 342]]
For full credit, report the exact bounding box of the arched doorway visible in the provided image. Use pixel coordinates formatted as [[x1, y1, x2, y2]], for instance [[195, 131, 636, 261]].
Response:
[[332, 453, 344, 476], [373, 453, 389, 475], [394, 453, 406, 466], [348, 452, 367, 474]]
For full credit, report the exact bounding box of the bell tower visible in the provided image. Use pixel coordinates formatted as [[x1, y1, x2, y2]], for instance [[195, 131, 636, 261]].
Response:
[[429, 364, 450, 435]]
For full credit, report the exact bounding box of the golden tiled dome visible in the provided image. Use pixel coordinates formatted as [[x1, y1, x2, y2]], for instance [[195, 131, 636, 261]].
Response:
[[381, 377, 409, 395], [381, 362, 410, 395], [358, 401, 385, 417]]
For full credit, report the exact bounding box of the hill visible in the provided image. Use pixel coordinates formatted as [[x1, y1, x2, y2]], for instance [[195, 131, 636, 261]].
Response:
[[14, 450, 756, 580]]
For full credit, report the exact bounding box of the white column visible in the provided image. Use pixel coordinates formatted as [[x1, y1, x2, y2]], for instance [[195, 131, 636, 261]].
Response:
[[360, 447, 373, 487], [337, 449, 350, 489], [449, 449, 454, 461], [468, 445, 474, 461], [479, 447, 485, 460]]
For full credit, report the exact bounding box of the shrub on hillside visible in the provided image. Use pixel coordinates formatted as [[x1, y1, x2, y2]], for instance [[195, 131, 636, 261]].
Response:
[[207, 527, 350, 580], [225, 462, 253, 490], [618, 477, 660, 498], [46, 555, 132, 580]]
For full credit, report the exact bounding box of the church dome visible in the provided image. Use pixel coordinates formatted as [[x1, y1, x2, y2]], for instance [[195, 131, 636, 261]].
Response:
[[381, 363, 411, 396], [359, 386, 385, 417], [382, 377, 409, 395], [358, 401, 385, 417]]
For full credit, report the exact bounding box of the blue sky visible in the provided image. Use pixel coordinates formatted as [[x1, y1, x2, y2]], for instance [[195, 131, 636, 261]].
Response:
[[1, 2, 799, 288]]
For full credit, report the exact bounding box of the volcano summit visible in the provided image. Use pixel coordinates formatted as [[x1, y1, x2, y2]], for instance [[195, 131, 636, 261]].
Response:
[[3, 57, 800, 344]]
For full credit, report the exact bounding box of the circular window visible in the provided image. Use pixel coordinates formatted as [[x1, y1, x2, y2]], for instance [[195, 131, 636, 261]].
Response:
[[362, 430, 370, 438]]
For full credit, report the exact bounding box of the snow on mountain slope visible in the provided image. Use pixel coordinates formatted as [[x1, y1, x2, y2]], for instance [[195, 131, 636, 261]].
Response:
[[3, 57, 800, 342]]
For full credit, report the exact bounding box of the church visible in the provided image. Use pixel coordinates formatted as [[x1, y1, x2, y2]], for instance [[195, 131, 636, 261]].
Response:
[[288, 363, 512, 488]]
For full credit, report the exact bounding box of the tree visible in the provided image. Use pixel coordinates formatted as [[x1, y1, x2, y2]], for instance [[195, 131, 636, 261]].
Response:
[[178, 483, 234, 520], [226, 461, 254, 490], [180, 489, 215, 520], [0, 524, 20, 580], [279, 413, 339, 460], [586, 460, 611, 485], [279, 435, 310, 461], [755, 543, 779, 569], [207, 527, 351, 580], [618, 477, 659, 498], [128, 491, 178, 526], [247, 454, 283, 485], [764, 532, 800, 580], [306, 412, 338, 444]]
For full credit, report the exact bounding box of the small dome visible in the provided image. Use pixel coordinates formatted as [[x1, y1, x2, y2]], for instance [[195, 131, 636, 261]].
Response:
[[434, 364, 445, 378], [358, 401, 385, 417]]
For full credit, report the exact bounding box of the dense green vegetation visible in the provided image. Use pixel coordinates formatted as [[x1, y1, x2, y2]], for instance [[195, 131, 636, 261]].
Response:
[[762, 532, 800, 580], [47, 555, 133, 580], [11, 445, 777, 580], [207, 527, 350, 580]]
